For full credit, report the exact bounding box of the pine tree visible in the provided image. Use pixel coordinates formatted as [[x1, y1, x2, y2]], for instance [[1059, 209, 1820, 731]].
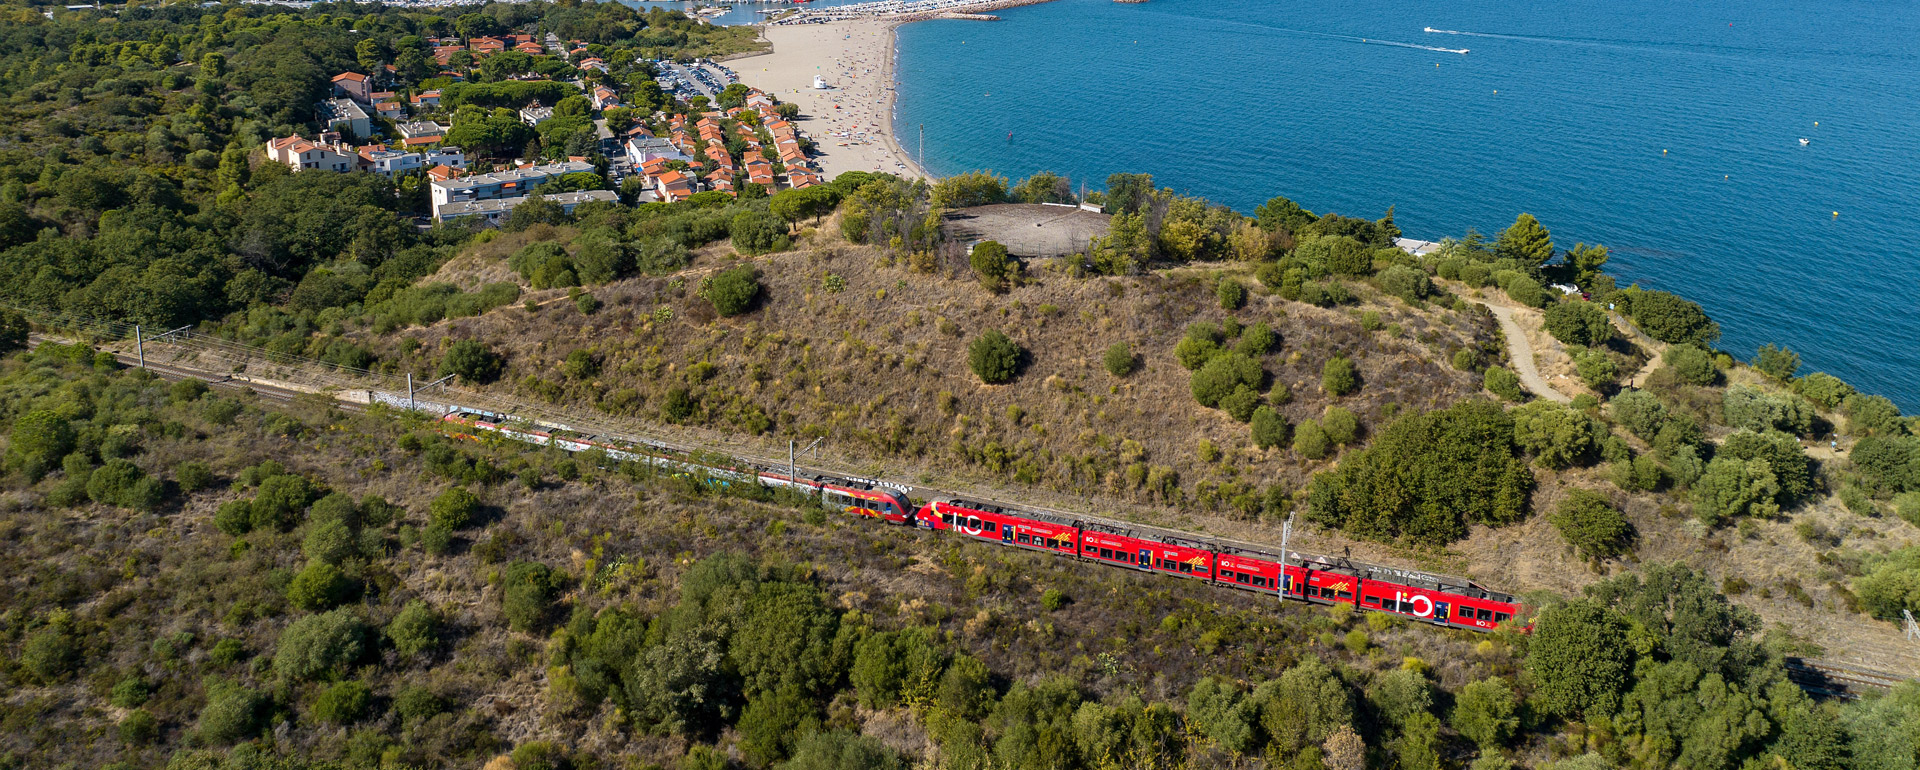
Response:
[[1495, 213, 1555, 268]]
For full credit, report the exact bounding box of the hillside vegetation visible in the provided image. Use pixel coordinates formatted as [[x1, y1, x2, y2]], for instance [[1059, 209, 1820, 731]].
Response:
[[2, 345, 1918, 770]]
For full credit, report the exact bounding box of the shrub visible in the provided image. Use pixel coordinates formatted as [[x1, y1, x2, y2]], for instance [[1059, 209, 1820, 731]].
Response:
[[1628, 289, 1719, 345], [1551, 489, 1633, 559], [275, 609, 367, 681], [311, 680, 372, 725], [5, 409, 74, 478], [1753, 343, 1800, 381], [1484, 366, 1525, 401], [1843, 393, 1904, 436], [1504, 274, 1545, 307], [1252, 407, 1290, 449], [1377, 264, 1430, 301], [503, 561, 560, 631], [1526, 600, 1631, 718], [302, 518, 356, 565], [1321, 356, 1359, 396], [1691, 457, 1781, 526], [394, 686, 449, 723], [198, 685, 268, 744], [1174, 336, 1222, 371], [287, 560, 354, 611], [1040, 588, 1067, 611], [1544, 301, 1613, 347], [119, 709, 159, 745], [1793, 371, 1854, 409], [1294, 419, 1330, 460], [21, 627, 77, 682], [730, 210, 788, 255], [662, 387, 697, 422], [1234, 322, 1277, 356], [1512, 400, 1602, 469], [1608, 389, 1667, 439], [1102, 342, 1136, 377], [429, 486, 479, 529], [969, 240, 1014, 291], [1452, 348, 1482, 372], [1216, 277, 1247, 309], [967, 330, 1023, 384], [386, 600, 440, 656], [701, 264, 761, 316], [1306, 400, 1533, 545], [1322, 406, 1359, 445], [1722, 385, 1813, 435], [175, 461, 215, 492], [87, 459, 163, 510], [111, 676, 152, 708], [1719, 429, 1811, 503], [440, 339, 505, 384], [1192, 352, 1264, 409], [1451, 678, 1520, 750], [214, 500, 254, 536], [1574, 350, 1618, 389], [783, 730, 905, 770], [1220, 386, 1262, 422]]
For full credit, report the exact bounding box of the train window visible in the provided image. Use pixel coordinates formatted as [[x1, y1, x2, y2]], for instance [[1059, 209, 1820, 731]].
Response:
[[1493, 613, 1510, 623], [1336, 590, 1353, 599], [985, 523, 998, 534], [1254, 577, 1268, 588], [1476, 609, 1492, 622], [1099, 548, 1113, 559], [1307, 586, 1322, 597], [1363, 595, 1381, 605]]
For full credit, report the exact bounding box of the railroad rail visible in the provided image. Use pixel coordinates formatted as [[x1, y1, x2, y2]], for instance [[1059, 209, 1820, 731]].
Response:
[[1784, 658, 1905, 700]]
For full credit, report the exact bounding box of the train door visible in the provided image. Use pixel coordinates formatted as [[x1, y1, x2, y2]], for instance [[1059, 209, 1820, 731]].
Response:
[[1137, 549, 1151, 571], [1002, 525, 1014, 545], [1432, 601, 1451, 625]]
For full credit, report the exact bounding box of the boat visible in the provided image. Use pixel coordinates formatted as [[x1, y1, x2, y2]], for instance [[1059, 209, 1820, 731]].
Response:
[[1799, 138, 1810, 146]]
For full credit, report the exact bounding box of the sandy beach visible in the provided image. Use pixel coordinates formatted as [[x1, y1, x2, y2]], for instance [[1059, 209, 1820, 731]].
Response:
[[730, 20, 931, 181]]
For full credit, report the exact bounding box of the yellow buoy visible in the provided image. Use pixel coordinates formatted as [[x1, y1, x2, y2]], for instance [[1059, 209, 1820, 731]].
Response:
[[1663, 149, 1668, 154], [1833, 211, 1840, 218]]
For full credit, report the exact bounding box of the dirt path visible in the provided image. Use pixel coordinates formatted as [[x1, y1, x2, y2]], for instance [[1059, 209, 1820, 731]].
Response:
[[1483, 303, 1573, 403]]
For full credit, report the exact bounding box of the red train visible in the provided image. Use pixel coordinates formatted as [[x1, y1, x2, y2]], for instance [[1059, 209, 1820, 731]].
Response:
[[434, 411, 1522, 632], [918, 498, 1523, 631]]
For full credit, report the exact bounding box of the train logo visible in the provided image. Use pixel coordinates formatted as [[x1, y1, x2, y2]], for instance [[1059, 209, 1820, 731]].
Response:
[[1396, 591, 1436, 618]]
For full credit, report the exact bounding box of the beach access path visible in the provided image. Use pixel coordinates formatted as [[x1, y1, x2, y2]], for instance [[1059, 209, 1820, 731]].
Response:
[[731, 20, 930, 181], [1484, 302, 1573, 403]]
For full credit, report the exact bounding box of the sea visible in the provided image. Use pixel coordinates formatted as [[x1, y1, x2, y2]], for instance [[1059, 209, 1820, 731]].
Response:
[[885, 0, 1920, 411]]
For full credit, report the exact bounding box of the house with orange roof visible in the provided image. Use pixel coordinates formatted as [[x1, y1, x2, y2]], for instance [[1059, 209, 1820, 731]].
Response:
[[744, 158, 775, 188], [706, 173, 734, 195], [591, 85, 621, 111], [411, 91, 441, 110], [374, 100, 404, 120], [515, 41, 545, 55], [268, 134, 357, 173], [331, 72, 372, 104], [470, 36, 507, 55], [654, 169, 694, 202], [427, 164, 463, 182], [786, 166, 822, 189], [433, 45, 465, 65]]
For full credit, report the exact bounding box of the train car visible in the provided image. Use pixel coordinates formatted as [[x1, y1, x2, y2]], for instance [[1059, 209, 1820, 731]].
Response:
[[1354, 566, 1522, 631], [762, 469, 913, 523], [1285, 560, 1362, 606], [1213, 545, 1288, 595], [1079, 522, 1215, 580], [916, 499, 1080, 555]]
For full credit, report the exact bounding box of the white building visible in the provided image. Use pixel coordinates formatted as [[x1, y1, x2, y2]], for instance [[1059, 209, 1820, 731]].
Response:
[[429, 161, 596, 220], [520, 100, 555, 127], [267, 134, 356, 173], [437, 189, 619, 225], [315, 98, 371, 139]]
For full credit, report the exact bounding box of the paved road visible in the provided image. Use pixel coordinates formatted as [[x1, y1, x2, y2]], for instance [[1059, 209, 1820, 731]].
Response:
[[1483, 303, 1572, 403]]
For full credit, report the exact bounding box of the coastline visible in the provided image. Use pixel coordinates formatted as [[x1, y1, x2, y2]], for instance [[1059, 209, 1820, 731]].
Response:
[[733, 19, 933, 182]]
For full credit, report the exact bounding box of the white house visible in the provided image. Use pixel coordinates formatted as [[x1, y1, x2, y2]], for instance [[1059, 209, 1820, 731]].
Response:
[[429, 160, 596, 220], [520, 100, 554, 127], [315, 98, 371, 139], [267, 134, 357, 173]]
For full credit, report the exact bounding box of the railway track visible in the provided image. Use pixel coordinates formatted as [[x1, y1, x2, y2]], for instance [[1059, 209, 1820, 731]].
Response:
[[18, 327, 1917, 698], [1784, 658, 1907, 700]]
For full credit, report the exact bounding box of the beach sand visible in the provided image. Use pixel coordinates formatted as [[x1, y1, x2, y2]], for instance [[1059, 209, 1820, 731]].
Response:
[[730, 20, 930, 181]]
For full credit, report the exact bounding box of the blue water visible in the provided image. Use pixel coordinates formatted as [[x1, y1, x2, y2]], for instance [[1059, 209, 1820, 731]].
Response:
[[621, 0, 877, 27], [893, 0, 1920, 411]]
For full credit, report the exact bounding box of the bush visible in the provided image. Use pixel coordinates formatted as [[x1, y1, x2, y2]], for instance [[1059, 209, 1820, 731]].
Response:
[[1544, 301, 1613, 347], [1451, 678, 1520, 750], [214, 500, 254, 536], [1321, 356, 1359, 396], [1377, 264, 1430, 301], [287, 560, 354, 611], [1220, 386, 1262, 422], [1503, 274, 1545, 307], [1192, 352, 1264, 409], [311, 680, 372, 725], [967, 330, 1023, 384], [1294, 419, 1330, 460], [1691, 457, 1781, 526], [1252, 407, 1290, 449], [5, 409, 74, 478], [87, 459, 162, 510], [1512, 400, 1602, 469], [783, 730, 905, 770], [1793, 371, 1854, 409], [395, 686, 449, 723], [1628, 289, 1719, 345], [1526, 600, 1631, 718], [1484, 366, 1525, 401], [730, 210, 788, 255], [119, 709, 159, 745], [1574, 350, 1618, 389], [1452, 348, 1482, 372], [302, 518, 356, 565], [1843, 393, 1904, 436], [1608, 389, 1667, 439], [701, 264, 761, 317], [503, 561, 560, 631], [1102, 342, 1136, 377], [1306, 400, 1533, 545], [1719, 429, 1811, 503], [1550, 489, 1633, 559], [440, 339, 505, 384], [969, 240, 1014, 291], [275, 609, 368, 681], [111, 676, 152, 708], [1234, 321, 1277, 356], [175, 461, 215, 492], [1722, 385, 1814, 435], [21, 627, 76, 682], [1322, 406, 1359, 445], [429, 486, 479, 529], [198, 685, 268, 744], [387, 600, 440, 656], [1753, 343, 1800, 380], [1216, 277, 1247, 310]]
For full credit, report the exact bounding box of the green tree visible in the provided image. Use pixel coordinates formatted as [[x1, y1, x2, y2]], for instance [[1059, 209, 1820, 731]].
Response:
[[1753, 343, 1800, 381], [1550, 489, 1633, 560], [783, 730, 905, 770], [1662, 344, 1717, 386], [1293, 418, 1330, 460], [274, 609, 368, 682], [1234, 321, 1277, 356], [1369, 668, 1432, 728], [1377, 264, 1430, 302], [1102, 341, 1136, 377], [386, 600, 440, 656], [440, 339, 505, 384], [1792, 371, 1854, 409], [1306, 400, 1533, 545], [1609, 389, 1667, 439], [1321, 356, 1359, 396], [1512, 400, 1602, 469], [1722, 385, 1813, 435], [287, 560, 354, 611], [1452, 678, 1520, 750], [1252, 407, 1290, 450], [1249, 656, 1354, 759], [302, 518, 356, 565], [429, 486, 479, 529], [1566, 242, 1610, 283], [1691, 457, 1780, 526], [930, 170, 1008, 209], [1629, 290, 1720, 345], [1544, 301, 1613, 347], [1187, 677, 1255, 754], [730, 210, 788, 255], [1494, 213, 1554, 268], [701, 264, 761, 317], [502, 561, 559, 631], [1527, 599, 1631, 718], [1012, 171, 1074, 204], [1575, 349, 1619, 389], [1322, 406, 1359, 445], [970, 240, 1014, 292], [968, 330, 1023, 384], [1216, 277, 1247, 310], [197, 684, 268, 744], [6, 409, 74, 478], [1255, 195, 1317, 233], [739, 685, 821, 765], [1191, 352, 1264, 409], [0, 307, 26, 354], [1484, 366, 1524, 402], [1718, 429, 1811, 503], [311, 680, 372, 725]]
